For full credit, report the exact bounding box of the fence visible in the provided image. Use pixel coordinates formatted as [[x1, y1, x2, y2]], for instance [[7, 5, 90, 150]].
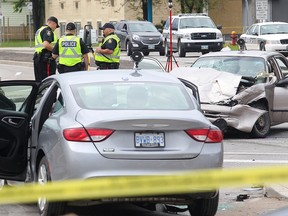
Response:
[[0, 25, 34, 41]]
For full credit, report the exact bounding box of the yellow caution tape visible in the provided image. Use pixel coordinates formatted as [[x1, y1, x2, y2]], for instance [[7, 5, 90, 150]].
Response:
[[1, 166, 288, 204]]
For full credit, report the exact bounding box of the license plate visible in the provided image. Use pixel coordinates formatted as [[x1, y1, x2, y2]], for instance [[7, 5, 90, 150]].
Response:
[[135, 132, 165, 148], [201, 45, 209, 50], [148, 45, 155, 49]]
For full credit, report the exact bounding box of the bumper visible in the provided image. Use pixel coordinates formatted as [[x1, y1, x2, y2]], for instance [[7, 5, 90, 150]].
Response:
[[181, 40, 223, 52], [131, 40, 165, 53], [202, 103, 266, 133], [266, 44, 288, 54], [48, 140, 223, 181]]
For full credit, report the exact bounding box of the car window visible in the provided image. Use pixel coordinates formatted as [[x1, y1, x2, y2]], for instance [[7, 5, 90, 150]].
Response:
[[138, 58, 165, 72], [275, 56, 288, 77], [0, 85, 33, 111], [128, 22, 158, 32], [34, 85, 50, 113], [71, 82, 193, 110], [115, 22, 124, 30], [164, 18, 170, 30], [246, 25, 257, 35], [179, 17, 215, 29], [192, 56, 266, 77], [172, 18, 179, 30]]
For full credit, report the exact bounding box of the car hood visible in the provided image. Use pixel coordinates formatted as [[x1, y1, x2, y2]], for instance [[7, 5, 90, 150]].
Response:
[[170, 67, 241, 103], [131, 32, 161, 37], [259, 34, 288, 40], [177, 28, 221, 34]]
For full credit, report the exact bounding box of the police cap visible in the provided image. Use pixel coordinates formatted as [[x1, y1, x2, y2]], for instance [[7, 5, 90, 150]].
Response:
[[47, 16, 60, 28], [99, 23, 115, 30], [66, 22, 76, 31]]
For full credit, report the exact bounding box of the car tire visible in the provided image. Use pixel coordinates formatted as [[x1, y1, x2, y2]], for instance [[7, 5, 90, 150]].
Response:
[[143, 51, 150, 56], [260, 42, 266, 51], [251, 103, 270, 138], [165, 41, 171, 57], [37, 157, 66, 216], [178, 41, 186, 57], [126, 41, 132, 56], [159, 49, 165, 56], [188, 193, 219, 216]]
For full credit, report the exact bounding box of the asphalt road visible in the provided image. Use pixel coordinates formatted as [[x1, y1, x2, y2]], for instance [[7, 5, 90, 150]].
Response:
[[1, 49, 288, 216]]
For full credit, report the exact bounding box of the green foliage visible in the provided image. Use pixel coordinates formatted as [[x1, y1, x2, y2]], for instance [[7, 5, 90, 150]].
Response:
[[0, 40, 34, 47], [13, 0, 27, 13], [176, 0, 211, 13]]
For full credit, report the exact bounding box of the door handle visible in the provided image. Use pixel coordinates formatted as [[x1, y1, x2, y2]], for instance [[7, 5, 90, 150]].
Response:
[[1, 116, 25, 128]]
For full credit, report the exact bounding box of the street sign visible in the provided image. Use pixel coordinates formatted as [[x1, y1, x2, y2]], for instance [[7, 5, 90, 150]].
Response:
[[256, 0, 268, 20]]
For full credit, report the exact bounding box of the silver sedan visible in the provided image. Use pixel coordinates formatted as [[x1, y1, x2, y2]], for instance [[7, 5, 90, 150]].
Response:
[[0, 68, 223, 216]]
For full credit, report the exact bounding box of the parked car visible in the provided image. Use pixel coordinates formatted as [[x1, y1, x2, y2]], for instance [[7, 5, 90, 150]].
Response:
[[114, 20, 165, 56], [162, 13, 224, 57], [171, 50, 288, 138], [240, 22, 288, 56], [0, 59, 223, 216]]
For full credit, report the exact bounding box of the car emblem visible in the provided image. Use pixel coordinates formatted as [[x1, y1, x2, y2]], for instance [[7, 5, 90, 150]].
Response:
[[149, 38, 153, 40], [201, 35, 207, 38]]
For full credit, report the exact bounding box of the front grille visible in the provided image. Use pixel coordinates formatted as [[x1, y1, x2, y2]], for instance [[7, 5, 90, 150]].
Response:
[[141, 36, 161, 45], [191, 32, 216, 40], [280, 39, 288, 44]]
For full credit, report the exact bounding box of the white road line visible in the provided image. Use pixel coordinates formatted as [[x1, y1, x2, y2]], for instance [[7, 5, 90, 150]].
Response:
[[225, 152, 288, 155], [224, 159, 288, 163]]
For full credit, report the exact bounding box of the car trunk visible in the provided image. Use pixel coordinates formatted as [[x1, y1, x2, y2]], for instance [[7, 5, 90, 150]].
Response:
[[76, 109, 211, 160]]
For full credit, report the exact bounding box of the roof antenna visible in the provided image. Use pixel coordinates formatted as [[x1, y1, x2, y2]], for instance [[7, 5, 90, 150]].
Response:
[[130, 51, 144, 77]]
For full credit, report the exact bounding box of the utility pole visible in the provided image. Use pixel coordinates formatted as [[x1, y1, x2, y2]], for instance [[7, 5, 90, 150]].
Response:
[[0, 0, 2, 46]]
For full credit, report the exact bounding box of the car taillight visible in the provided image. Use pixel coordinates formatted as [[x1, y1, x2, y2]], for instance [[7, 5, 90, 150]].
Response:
[[63, 128, 114, 142], [185, 128, 223, 143]]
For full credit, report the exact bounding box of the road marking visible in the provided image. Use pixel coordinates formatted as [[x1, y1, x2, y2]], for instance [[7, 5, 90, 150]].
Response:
[[224, 159, 288, 163], [225, 152, 288, 155]]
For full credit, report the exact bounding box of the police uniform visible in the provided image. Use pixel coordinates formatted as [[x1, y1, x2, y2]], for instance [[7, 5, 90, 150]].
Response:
[[52, 23, 90, 73], [33, 16, 59, 81], [95, 23, 120, 69]]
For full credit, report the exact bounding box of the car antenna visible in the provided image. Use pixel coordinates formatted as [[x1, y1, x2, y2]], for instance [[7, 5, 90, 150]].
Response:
[[130, 51, 144, 77]]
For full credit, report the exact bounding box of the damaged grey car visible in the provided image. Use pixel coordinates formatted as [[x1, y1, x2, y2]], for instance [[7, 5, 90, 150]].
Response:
[[171, 50, 288, 138]]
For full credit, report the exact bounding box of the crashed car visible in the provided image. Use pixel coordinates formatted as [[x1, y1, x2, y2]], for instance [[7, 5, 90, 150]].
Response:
[[171, 50, 288, 138]]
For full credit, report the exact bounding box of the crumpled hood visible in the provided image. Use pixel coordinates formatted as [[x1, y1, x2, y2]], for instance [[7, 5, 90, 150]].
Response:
[[170, 67, 242, 103]]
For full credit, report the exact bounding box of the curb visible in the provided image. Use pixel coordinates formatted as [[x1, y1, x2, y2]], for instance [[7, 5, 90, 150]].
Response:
[[265, 184, 288, 200]]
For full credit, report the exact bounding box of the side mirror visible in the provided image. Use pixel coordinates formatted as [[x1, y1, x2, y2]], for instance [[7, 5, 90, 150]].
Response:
[[217, 24, 222, 30]]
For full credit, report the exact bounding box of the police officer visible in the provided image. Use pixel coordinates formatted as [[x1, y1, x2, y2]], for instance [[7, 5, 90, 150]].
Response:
[[94, 23, 120, 69], [33, 16, 59, 81], [52, 22, 90, 73]]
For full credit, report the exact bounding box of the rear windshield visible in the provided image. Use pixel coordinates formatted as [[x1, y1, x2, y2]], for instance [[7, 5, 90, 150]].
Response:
[[71, 82, 193, 110]]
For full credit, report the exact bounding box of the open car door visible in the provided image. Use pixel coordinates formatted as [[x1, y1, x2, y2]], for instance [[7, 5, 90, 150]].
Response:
[[0, 80, 39, 181]]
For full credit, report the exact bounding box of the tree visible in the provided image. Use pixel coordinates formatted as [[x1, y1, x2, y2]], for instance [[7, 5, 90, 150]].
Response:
[[126, 0, 161, 21], [13, 0, 45, 33], [177, 0, 209, 13]]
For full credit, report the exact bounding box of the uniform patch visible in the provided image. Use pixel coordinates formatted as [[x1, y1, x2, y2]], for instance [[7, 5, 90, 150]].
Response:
[[108, 39, 112, 43], [61, 41, 77, 47], [47, 31, 51, 36]]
